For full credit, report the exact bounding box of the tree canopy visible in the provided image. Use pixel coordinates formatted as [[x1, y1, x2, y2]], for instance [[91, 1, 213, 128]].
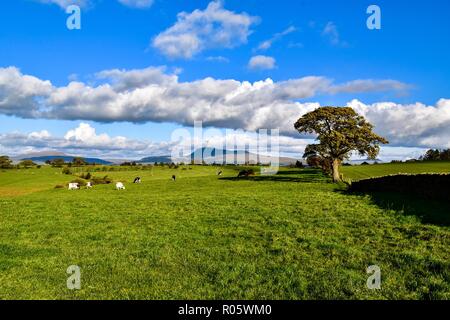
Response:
[[420, 149, 450, 161], [72, 157, 87, 166], [47, 158, 66, 167], [19, 160, 37, 168], [0, 156, 13, 169], [294, 106, 388, 181]]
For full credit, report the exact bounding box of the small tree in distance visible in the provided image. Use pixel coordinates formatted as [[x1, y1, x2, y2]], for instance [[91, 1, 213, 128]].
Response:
[[19, 160, 37, 168], [72, 157, 87, 166], [0, 156, 13, 169], [294, 106, 388, 182], [50, 158, 66, 167]]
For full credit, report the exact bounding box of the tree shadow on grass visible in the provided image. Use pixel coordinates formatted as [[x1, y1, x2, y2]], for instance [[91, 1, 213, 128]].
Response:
[[220, 168, 331, 183], [343, 190, 450, 227]]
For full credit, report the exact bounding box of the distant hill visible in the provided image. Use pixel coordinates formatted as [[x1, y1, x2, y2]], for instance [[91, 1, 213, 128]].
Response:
[[14, 151, 66, 159], [21, 155, 113, 165], [137, 155, 173, 164], [190, 147, 298, 166], [136, 147, 298, 166], [347, 159, 383, 165]]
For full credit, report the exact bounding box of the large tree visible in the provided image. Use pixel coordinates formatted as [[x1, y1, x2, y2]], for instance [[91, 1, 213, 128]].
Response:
[[294, 107, 388, 182]]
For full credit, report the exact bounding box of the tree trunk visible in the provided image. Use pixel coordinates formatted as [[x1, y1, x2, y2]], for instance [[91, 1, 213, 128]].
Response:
[[332, 158, 341, 182]]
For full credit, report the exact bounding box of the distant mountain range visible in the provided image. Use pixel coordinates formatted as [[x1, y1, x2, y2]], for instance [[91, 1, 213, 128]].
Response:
[[346, 159, 383, 165], [175, 147, 298, 165], [19, 154, 113, 165], [137, 155, 173, 163], [14, 148, 300, 166]]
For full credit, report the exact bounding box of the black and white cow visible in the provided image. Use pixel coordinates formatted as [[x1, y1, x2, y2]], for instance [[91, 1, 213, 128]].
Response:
[[133, 177, 141, 184]]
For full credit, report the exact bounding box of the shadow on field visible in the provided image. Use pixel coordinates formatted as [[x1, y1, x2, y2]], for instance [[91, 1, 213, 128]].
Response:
[[220, 168, 330, 183], [344, 174, 450, 226], [344, 190, 450, 227]]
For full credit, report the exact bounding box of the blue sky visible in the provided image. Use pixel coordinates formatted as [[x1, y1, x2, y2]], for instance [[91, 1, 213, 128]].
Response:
[[0, 0, 449, 160]]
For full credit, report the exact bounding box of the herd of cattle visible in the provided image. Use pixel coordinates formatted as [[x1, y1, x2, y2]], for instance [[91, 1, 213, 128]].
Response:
[[66, 169, 249, 190], [67, 175, 176, 190]]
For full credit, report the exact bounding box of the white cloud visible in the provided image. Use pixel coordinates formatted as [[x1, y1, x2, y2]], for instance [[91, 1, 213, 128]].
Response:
[[3, 66, 448, 150], [0, 123, 307, 160], [0, 124, 434, 162], [0, 123, 176, 159], [35, 0, 90, 9], [95, 66, 178, 91], [349, 99, 450, 149], [64, 123, 121, 146], [0, 67, 53, 118], [248, 55, 276, 70], [256, 26, 297, 51], [117, 0, 153, 8], [28, 130, 51, 139], [152, 1, 258, 59]]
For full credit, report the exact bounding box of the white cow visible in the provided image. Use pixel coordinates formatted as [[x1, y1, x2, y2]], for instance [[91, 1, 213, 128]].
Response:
[[116, 182, 125, 190], [86, 182, 92, 189], [68, 183, 79, 190]]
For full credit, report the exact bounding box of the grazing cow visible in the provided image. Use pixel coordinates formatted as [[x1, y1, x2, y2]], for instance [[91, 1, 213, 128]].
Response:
[[86, 182, 92, 189], [217, 171, 223, 176], [68, 183, 79, 190], [133, 177, 141, 184], [172, 175, 176, 181], [116, 182, 125, 190], [237, 170, 254, 178]]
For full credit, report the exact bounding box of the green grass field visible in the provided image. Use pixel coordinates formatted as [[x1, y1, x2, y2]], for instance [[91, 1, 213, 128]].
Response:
[[0, 164, 449, 299], [341, 161, 450, 181]]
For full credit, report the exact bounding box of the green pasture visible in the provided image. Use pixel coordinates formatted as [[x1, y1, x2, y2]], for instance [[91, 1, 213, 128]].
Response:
[[0, 164, 448, 299], [341, 161, 450, 181]]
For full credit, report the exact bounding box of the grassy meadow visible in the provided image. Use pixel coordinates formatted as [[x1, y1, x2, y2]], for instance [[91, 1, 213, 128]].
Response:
[[0, 164, 449, 299], [341, 161, 450, 181]]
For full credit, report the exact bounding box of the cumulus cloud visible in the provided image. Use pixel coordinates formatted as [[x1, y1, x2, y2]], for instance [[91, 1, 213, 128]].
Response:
[[0, 124, 432, 162], [28, 130, 52, 139], [0, 123, 176, 159], [64, 123, 128, 148], [256, 26, 297, 51], [152, 1, 258, 59], [0, 67, 53, 118], [2, 66, 448, 150], [0, 122, 307, 160], [95, 66, 178, 91], [349, 99, 450, 149], [248, 55, 276, 70]]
